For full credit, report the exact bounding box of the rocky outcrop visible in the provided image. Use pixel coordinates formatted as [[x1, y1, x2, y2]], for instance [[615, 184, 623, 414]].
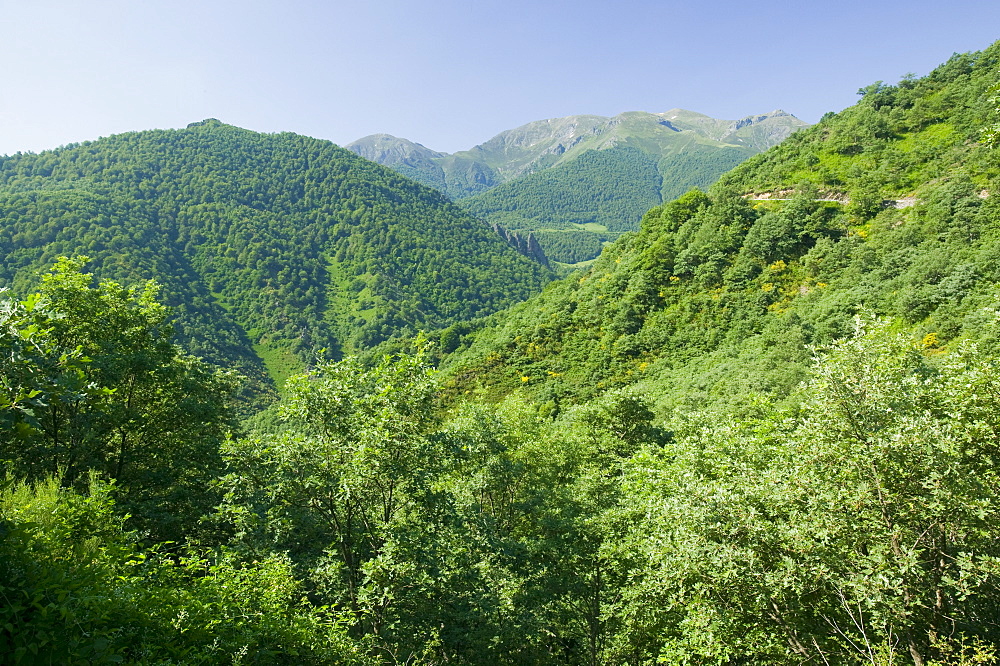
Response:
[[489, 222, 549, 267]]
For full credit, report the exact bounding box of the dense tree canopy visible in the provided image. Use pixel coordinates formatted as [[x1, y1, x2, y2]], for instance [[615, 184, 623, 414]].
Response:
[[0, 120, 553, 392], [458, 145, 752, 263]]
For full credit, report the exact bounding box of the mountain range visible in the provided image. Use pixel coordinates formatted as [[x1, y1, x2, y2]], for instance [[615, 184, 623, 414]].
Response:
[[346, 109, 806, 197], [347, 109, 808, 262]]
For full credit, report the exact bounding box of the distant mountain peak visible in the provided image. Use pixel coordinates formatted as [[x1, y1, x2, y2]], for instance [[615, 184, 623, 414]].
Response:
[[344, 134, 447, 162], [346, 108, 808, 200]]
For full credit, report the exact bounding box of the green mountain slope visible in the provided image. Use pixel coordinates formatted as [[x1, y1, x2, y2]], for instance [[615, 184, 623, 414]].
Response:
[[457, 144, 753, 262], [459, 146, 664, 232], [439, 43, 1000, 414], [0, 120, 553, 390]]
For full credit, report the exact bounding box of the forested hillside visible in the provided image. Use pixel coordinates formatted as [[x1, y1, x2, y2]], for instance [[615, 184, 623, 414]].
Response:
[[460, 146, 664, 233], [457, 145, 752, 263], [0, 120, 552, 389], [3, 41, 1000, 666]]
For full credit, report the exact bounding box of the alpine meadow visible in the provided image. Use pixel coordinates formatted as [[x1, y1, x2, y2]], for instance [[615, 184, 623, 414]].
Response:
[[3, 38, 1000, 666]]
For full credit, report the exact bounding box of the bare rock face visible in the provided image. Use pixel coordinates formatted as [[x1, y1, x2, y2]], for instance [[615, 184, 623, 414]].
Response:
[[489, 222, 549, 267]]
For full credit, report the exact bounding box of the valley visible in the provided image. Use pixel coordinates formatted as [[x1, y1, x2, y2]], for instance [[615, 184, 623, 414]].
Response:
[[348, 109, 807, 263]]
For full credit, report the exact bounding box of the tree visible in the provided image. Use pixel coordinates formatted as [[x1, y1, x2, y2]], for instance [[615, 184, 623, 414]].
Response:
[[781, 320, 1000, 664], [615, 319, 1000, 664], [0, 474, 372, 664], [218, 350, 446, 641], [0, 257, 235, 541], [0, 290, 96, 467]]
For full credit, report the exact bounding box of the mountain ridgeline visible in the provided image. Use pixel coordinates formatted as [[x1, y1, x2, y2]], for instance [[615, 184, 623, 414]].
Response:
[[0, 119, 553, 389], [347, 110, 808, 262], [346, 109, 807, 199]]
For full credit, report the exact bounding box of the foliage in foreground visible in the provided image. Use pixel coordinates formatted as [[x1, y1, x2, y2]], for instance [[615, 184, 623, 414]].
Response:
[[0, 257, 234, 542], [611, 320, 1000, 664], [0, 475, 371, 665], [3, 271, 1000, 664], [217, 321, 1000, 665]]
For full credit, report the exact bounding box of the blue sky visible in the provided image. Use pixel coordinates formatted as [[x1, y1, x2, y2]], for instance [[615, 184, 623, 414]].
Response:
[[2, 0, 999, 155]]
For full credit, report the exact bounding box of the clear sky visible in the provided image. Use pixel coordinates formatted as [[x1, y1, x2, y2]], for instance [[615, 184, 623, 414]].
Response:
[[2, 0, 999, 156]]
